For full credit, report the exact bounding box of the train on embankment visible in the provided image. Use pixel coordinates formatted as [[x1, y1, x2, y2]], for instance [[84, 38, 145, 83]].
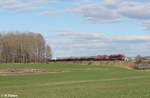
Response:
[[51, 54, 127, 62]]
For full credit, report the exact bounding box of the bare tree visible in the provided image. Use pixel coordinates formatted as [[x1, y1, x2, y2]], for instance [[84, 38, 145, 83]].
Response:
[[0, 32, 52, 63]]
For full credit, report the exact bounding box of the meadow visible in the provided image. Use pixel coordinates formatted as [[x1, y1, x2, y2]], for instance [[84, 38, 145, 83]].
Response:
[[0, 63, 150, 98]]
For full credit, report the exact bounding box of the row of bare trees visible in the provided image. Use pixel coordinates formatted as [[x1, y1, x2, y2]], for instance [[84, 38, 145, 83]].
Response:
[[0, 32, 52, 63]]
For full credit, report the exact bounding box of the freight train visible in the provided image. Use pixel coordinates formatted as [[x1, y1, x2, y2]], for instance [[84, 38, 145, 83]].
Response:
[[51, 54, 126, 61]]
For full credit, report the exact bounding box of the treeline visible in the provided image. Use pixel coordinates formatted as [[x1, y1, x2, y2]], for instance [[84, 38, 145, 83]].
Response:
[[0, 32, 52, 63]]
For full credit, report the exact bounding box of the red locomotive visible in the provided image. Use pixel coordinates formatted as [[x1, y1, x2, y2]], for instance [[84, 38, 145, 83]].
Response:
[[96, 54, 126, 61]]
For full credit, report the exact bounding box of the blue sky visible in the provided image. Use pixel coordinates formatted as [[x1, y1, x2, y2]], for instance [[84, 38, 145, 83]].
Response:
[[0, 0, 150, 57]]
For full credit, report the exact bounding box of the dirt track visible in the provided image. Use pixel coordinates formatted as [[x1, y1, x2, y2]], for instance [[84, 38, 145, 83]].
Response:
[[0, 69, 65, 76]]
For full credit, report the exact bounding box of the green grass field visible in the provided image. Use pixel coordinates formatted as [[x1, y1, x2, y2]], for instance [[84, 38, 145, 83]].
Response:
[[0, 63, 150, 98]]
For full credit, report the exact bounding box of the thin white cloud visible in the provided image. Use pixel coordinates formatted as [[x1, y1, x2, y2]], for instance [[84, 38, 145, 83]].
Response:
[[104, 0, 121, 8], [112, 36, 150, 42], [118, 2, 150, 20], [70, 3, 120, 23], [0, 0, 56, 12], [143, 21, 150, 30]]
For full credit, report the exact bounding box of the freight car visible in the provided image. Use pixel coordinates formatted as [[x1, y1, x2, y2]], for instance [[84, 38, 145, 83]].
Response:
[[96, 54, 126, 61], [109, 54, 126, 61], [50, 54, 126, 62]]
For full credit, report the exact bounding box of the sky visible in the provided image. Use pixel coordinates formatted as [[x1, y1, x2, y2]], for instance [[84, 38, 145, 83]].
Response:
[[0, 0, 150, 58]]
